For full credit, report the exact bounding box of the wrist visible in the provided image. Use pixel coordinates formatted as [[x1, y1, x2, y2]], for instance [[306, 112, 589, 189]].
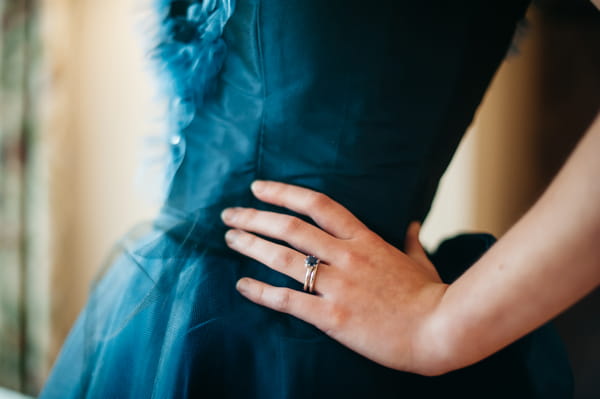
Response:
[[409, 282, 460, 376], [423, 280, 499, 376]]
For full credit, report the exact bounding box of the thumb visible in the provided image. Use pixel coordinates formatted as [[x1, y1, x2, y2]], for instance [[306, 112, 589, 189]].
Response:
[[404, 221, 427, 260], [404, 222, 441, 282], [404, 221, 439, 275]]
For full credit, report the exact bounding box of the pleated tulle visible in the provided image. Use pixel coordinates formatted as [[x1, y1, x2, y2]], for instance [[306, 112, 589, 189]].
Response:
[[41, 219, 574, 398]]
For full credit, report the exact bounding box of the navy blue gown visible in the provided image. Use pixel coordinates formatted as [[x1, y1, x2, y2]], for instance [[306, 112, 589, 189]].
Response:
[[41, 0, 573, 397]]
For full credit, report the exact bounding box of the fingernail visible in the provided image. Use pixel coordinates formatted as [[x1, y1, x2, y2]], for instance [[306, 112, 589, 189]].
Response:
[[236, 278, 250, 294], [221, 208, 236, 223], [225, 229, 241, 244], [251, 180, 266, 194]]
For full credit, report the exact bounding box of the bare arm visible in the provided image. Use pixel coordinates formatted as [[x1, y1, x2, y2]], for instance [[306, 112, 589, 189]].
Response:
[[430, 112, 600, 372]]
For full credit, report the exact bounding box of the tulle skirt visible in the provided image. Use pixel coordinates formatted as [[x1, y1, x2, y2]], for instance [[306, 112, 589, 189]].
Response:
[[40, 208, 573, 398]]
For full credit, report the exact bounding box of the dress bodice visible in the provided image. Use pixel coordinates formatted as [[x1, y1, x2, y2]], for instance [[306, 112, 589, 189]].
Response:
[[164, 0, 529, 249], [41, 2, 576, 398]]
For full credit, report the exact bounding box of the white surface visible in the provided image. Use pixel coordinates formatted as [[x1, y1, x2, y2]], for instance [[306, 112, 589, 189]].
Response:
[[0, 388, 32, 399]]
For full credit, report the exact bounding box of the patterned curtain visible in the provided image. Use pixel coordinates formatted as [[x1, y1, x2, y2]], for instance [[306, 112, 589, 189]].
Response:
[[0, 0, 45, 395]]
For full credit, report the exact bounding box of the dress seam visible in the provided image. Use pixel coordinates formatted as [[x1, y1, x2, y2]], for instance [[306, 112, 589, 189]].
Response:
[[254, 0, 267, 180]]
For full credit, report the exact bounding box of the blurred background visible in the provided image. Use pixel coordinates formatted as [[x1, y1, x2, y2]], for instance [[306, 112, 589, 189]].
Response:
[[0, 0, 598, 397]]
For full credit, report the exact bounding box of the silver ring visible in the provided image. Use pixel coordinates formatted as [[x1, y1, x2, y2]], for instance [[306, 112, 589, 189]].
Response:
[[303, 266, 313, 292], [304, 255, 321, 294], [303, 255, 320, 293], [308, 263, 319, 293]]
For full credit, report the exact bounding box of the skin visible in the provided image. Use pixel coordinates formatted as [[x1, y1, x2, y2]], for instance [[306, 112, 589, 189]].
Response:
[[221, 112, 600, 376]]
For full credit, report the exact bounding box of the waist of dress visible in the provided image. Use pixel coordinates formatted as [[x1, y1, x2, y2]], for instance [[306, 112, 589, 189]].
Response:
[[154, 202, 233, 256]]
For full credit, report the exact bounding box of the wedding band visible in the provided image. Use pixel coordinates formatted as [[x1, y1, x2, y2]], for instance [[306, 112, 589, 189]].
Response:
[[308, 263, 319, 293], [303, 255, 320, 293], [303, 266, 313, 292]]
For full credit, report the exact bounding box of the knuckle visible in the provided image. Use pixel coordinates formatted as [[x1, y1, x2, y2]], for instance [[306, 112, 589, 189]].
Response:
[[281, 216, 302, 235], [239, 231, 255, 247], [325, 303, 349, 332], [271, 289, 291, 311], [254, 283, 266, 303], [270, 183, 283, 196], [309, 192, 331, 209], [282, 250, 297, 268], [361, 231, 381, 245], [239, 208, 259, 224], [272, 249, 296, 269], [339, 250, 356, 266], [339, 249, 365, 267]]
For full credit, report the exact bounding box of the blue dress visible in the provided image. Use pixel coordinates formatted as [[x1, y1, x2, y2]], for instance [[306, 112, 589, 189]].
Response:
[[41, 0, 573, 397]]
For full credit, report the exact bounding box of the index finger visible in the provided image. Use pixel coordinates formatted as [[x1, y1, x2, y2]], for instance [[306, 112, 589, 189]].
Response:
[[250, 180, 366, 239]]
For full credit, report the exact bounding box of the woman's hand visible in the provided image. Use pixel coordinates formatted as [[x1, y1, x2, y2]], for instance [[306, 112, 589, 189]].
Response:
[[221, 116, 600, 376], [221, 180, 450, 376]]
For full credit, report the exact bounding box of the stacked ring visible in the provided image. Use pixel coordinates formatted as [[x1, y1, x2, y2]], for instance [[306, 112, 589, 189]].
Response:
[[303, 255, 320, 294]]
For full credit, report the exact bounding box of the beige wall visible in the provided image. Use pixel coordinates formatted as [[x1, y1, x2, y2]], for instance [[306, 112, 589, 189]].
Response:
[[44, 0, 159, 364]]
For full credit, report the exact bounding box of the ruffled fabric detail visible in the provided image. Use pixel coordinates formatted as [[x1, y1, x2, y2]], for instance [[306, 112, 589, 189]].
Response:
[[138, 0, 236, 200]]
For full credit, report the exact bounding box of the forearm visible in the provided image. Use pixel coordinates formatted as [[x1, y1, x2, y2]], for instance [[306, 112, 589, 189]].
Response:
[[431, 112, 600, 373]]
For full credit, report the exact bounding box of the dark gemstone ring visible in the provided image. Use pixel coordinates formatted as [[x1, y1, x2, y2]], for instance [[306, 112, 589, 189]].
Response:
[[303, 255, 321, 293]]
